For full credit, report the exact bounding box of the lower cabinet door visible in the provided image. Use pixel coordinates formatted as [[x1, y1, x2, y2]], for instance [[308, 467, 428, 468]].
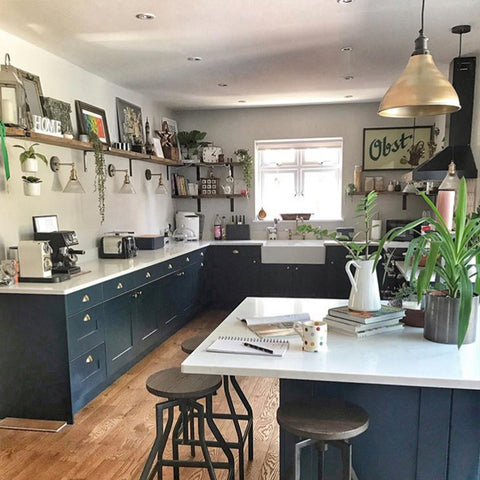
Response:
[[134, 281, 161, 353], [70, 343, 106, 412], [293, 265, 328, 298], [261, 265, 294, 297], [103, 293, 136, 377]]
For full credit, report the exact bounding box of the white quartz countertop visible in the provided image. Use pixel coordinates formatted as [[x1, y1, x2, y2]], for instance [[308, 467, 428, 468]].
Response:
[[182, 297, 480, 390]]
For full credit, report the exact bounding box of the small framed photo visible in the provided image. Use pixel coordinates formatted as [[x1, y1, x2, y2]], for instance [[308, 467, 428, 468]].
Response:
[[374, 176, 385, 191], [152, 137, 164, 158], [75, 100, 110, 145], [364, 176, 375, 192]]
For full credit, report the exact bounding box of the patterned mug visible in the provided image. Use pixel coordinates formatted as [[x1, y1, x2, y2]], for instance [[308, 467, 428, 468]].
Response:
[[294, 320, 328, 352]]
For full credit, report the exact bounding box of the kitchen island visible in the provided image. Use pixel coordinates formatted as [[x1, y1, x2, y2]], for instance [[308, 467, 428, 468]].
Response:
[[182, 297, 480, 480]]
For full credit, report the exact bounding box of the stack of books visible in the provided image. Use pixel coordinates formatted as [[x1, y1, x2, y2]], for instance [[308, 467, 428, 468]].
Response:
[[324, 305, 405, 337]]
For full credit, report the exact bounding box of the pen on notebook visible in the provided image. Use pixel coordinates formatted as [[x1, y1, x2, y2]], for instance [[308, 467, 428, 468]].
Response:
[[243, 342, 274, 354]]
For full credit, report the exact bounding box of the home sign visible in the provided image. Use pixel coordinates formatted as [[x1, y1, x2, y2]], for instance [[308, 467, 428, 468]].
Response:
[[32, 114, 62, 137], [363, 126, 433, 171]]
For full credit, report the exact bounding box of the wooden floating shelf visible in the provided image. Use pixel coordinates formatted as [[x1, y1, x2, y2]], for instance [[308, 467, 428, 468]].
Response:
[[5, 127, 183, 167], [172, 194, 244, 199], [177, 162, 242, 167]]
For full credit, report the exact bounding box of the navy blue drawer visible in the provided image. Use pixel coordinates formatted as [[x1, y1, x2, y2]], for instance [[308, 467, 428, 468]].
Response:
[[103, 274, 135, 300], [66, 285, 103, 316], [181, 248, 206, 266], [134, 263, 163, 286], [67, 304, 105, 360], [158, 257, 183, 277], [70, 343, 106, 399]]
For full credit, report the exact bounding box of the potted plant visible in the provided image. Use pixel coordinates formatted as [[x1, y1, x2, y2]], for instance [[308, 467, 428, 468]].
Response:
[[233, 148, 253, 195], [390, 281, 425, 327], [297, 191, 383, 311], [22, 175, 42, 196], [14, 143, 47, 173], [177, 130, 207, 161], [89, 132, 107, 223], [381, 177, 480, 347]]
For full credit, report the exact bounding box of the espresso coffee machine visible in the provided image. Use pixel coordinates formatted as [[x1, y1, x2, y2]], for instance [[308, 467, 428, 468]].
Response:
[[32, 215, 85, 275]]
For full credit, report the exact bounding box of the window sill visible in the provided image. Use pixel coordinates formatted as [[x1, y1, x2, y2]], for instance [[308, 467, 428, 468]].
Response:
[[252, 218, 344, 224]]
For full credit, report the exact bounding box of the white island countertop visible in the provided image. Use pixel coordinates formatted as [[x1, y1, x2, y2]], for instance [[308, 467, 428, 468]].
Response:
[[182, 297, 480, 390]]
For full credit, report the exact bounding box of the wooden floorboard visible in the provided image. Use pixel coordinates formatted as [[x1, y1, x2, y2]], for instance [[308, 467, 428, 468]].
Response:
[[0, 309, 279, 480]]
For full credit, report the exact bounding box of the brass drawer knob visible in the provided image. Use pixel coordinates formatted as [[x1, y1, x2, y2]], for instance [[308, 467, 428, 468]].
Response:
[[117, 282, 123, 289], [82, 294, 90, 303], [85, 355, 94, 364], [200, 252, 204, 257], [186, 257, 190, 262], [83, 314, 91, 322], [145, 271, 151, 278], [168, 264, 173, 269], [232, 249, 239, 254]]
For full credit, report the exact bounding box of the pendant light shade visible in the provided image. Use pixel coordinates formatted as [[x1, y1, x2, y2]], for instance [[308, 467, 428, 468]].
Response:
[[378, 0, 461, 118]]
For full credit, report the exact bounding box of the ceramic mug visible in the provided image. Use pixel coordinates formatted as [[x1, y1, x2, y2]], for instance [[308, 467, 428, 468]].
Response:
[[294, 320, 328, 352]]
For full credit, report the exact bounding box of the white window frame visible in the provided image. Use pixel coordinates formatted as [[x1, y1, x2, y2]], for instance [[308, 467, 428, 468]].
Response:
[[254, 138, 343, 221]]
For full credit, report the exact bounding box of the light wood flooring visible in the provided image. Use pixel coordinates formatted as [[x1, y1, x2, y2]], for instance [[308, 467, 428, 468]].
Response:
[[0, 310, 279, 480]]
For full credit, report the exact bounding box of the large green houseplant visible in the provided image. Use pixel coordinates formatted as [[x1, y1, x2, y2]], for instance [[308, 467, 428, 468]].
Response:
[[380, 177, 480, 347], [177, 130, 207, 160]]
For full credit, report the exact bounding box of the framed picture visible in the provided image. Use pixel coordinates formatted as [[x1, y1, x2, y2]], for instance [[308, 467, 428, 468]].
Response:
[[41, 97, 73, 134], [363, 126, 433, 171], [75, 100, 110, 145], [152, 137, 164, 158], [116, 97, 144, 146], [155, 117, 180, 161]]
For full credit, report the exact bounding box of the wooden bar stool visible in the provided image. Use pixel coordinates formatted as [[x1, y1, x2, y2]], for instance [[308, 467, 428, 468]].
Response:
[[181, 335, 254, 480], [139, 367, 234, 480], [277, 398, 369, 480]]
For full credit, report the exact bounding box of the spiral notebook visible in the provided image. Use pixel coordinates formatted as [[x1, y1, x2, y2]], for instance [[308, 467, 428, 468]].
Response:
[[207, 336, 289, 357]]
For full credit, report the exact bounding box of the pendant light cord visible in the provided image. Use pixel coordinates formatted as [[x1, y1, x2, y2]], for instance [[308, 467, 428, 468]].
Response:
[[419, 0, 425, 35]]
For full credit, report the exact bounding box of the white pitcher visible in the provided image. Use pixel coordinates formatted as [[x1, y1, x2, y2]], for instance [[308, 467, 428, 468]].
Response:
[[345, 258, 381, 312]]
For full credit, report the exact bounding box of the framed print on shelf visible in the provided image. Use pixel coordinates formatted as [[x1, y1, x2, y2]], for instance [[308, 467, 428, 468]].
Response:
[[115, 97, 144, 147], [153, 137, 164, 158], [75, 100, 110, 145], [363, 126, 433, 171]]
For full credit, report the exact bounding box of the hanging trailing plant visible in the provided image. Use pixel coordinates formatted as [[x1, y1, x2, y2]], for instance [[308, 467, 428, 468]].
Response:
[[89, 132, 107, 223], [234, 148, 254, 191]]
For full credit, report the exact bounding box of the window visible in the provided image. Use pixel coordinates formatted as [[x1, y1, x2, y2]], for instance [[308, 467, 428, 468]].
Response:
[[255, 138, 343, 220]]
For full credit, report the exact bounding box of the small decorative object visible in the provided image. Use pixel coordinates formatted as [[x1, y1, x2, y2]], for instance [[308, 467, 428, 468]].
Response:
[[394, 180, 402, 191], [374, 176, 384, 191], [40, 97, 73, 135], [144, 117, 155, 155], [345, 183, 356, 196], [31, 114, 62, 137], [353, 165, 362, 191], [363, 126, 433, 170], [116, 97, 144, 148], [75, 100, 110, 145], [293, 320, 328, 352], [22, 175, 42, 196], [202, 145, 223, 163], [233, 148, 254, 193], [152, 137, 163, 158], [200, 176, 219, 195], [257, 207, 267, 220], [156, 118, 179, 161], [89, 132, 107, 223], [177, 130, 207, 161], [240, 189, 248, 197], [0, 54, 28, 128], [387, 180, 395, 192], [79, 134, 90, 143], [14, 143, 47, 173], [364, 176, 375, 192]]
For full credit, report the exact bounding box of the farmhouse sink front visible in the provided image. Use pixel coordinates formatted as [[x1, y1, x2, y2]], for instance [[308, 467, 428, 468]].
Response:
[[261, 240, 326, 264]]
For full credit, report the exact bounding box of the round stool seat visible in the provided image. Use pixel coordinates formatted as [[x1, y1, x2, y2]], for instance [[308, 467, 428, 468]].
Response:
[[181, 335, 208, 354], [277, 398, 369, 441], [146, 367, 222, 400]]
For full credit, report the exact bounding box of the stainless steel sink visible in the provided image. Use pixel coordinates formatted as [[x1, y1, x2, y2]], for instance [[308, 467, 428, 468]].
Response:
[[261, 240, 326, 264]]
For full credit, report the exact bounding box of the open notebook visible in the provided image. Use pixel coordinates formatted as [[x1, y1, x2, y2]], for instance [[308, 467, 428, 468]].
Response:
[[207, 336, 289, 357]]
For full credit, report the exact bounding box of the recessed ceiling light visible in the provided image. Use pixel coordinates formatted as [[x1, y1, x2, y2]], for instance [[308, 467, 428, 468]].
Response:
[[218, 83, 228, 87], [187, 56, 203, 62], [238, 100, 247, 103], [337, 0, 354, 3], [344, 74, 354, 80], [341, 46, 353, 52], [345, 95, 353, 98], [135, 13, 155, 20]]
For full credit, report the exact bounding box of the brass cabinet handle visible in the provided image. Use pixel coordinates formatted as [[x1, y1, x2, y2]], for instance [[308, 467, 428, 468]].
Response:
[[138, 290, 142, 295], [295, 267, 299, 271], [186, 257, 190, 262], [286, 266, 290, 270], [232, 249, 239, 254], [200, 252, 204, 257], [253, 260, 257, 264], [82, 294, 90, 303], [85, 355, 94, 364], [145, 271, 151, 278], [168, 264, 173, 269], [117, 282, 123, 289], [201, 262, 204, 267], [83, 314, 91, 322], [176, 272, 185, 277]]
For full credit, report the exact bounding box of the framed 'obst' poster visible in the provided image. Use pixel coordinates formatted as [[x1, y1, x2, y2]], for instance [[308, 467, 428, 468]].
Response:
[[363, 126, 433, 170]]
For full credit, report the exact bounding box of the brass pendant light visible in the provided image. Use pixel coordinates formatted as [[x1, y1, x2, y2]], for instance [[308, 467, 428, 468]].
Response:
[[378, 0, 461, 118]]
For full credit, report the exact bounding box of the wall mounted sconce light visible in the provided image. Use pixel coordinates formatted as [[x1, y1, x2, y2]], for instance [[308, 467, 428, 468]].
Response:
[[378, 0, 460, 118], [50, 156, 85, 193], [145, 168, 167, 194], [108, 164, 136, 194]]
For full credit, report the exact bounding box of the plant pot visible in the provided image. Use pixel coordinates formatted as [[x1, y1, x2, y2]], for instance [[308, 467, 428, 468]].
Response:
[[21, 158, 38, 173], [345, 258, 381, 312], [23, 182, 41, 196], [424, 293, 478, 344]]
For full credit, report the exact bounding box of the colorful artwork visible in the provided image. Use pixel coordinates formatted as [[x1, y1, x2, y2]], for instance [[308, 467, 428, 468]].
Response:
[[75, 100, 110, 145]]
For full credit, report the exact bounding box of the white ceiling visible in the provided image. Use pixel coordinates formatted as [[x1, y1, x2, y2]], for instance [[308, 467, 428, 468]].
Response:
[[0, 0, 479, 110]]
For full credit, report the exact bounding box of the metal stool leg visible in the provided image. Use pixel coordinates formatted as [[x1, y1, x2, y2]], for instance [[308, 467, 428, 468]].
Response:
[[316, 441, 327, 480], [189, 406, 196, 457], [330, 440, 353, 480], [294, 438, 316, 480], [230, 376, 254, 461], [195, 400, 218, 480]]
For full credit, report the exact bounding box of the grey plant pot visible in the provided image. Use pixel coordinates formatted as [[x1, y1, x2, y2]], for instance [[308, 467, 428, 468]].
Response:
[[424, 293, 478, 345]]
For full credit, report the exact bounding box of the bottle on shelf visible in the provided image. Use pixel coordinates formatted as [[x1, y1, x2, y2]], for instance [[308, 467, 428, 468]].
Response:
[[214, 214, 222, 240], [221, 216, 227, 240], [353, 165, 362, 192]]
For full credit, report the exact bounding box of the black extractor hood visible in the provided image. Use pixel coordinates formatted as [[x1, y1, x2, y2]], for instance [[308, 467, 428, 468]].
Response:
[[413, 56, 477, 181]]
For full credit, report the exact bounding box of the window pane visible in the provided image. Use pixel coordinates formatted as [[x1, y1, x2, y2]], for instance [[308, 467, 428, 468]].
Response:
[[261, 171, 297, 216], [301, 170, 342, 220], [261, 149, 296, 167], [303, 148, 340, 166]]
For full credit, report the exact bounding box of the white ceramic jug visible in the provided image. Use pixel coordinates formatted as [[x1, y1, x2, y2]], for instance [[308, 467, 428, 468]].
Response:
[[345, 258, 381, 312]]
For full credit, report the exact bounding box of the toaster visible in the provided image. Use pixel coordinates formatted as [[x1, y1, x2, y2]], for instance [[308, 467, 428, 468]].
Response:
[[99, 234, 137, 259]]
